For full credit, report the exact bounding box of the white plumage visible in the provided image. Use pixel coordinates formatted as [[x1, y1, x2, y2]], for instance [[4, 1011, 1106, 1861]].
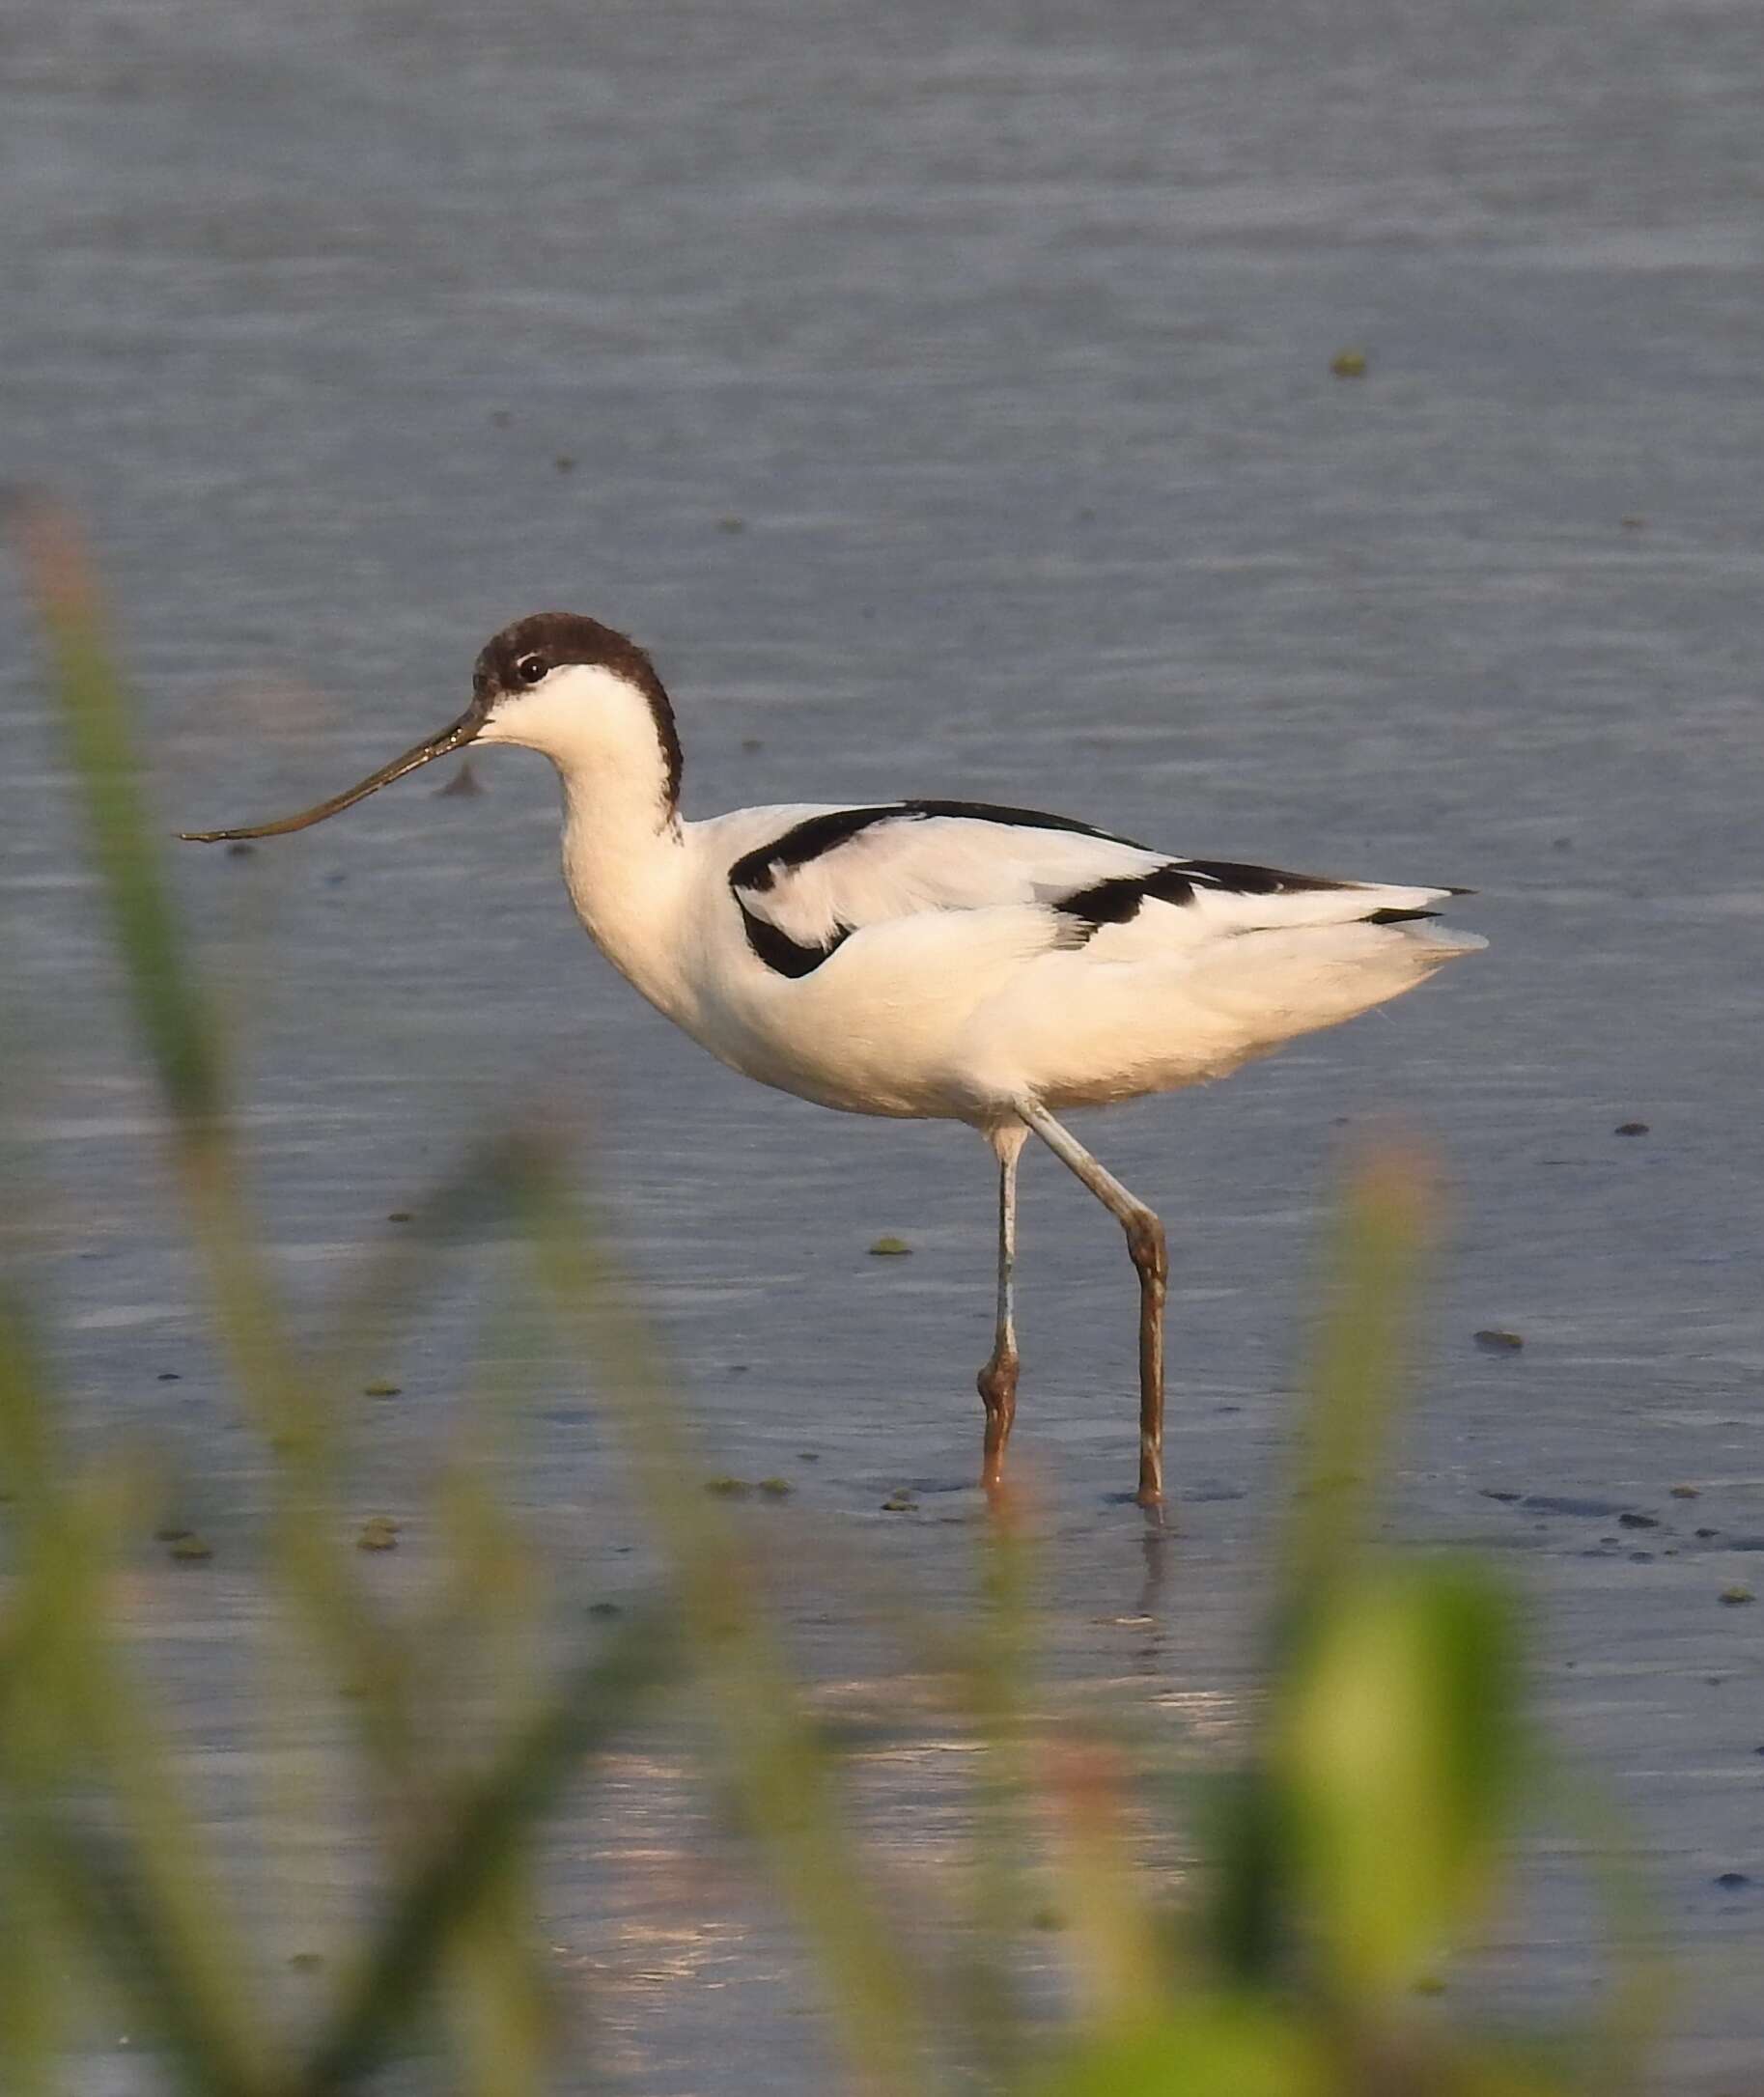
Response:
[[182, 611, 1484, 1512]]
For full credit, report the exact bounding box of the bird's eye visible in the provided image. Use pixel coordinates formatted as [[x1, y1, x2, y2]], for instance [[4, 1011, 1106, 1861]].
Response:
[[515, 655, 546, 685]]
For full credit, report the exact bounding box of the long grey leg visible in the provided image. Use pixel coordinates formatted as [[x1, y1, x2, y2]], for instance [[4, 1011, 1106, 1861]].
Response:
[[977, 1122, 1027, 1496], [1016, 1100, 1167, 1510]]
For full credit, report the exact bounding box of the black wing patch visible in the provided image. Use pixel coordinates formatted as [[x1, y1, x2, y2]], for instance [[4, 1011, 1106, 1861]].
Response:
[[1057, 857, 1350, 936], [736, 898, 853, 979], [1058, 864, 1202, 927]]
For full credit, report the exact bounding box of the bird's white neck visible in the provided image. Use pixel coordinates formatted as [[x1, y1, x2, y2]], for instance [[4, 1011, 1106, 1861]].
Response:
[[474, 659, 695, 1015], [556, 763, 691, 998]]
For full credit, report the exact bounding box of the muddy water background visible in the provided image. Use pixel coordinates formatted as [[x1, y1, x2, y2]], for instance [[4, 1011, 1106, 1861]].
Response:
[[5, 1, 1764, 2087]]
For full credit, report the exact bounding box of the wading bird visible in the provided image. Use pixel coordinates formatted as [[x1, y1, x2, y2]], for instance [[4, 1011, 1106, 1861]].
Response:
[[182, 613, 1481, 1510]]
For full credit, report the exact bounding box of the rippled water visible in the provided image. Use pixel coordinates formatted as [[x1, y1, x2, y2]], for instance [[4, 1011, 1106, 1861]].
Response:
[[6, 1, 1763, 2085]]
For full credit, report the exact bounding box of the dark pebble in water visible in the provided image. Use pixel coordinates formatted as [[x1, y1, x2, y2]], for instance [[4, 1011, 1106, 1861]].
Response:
[[289, 1951, 324, 1972], [157, 1371, 181, 1382], [741, 737, 765, 753], [1474, 1328, 1525, 1353], [386, 1212, 412, 1223], [798, 1451, 821, 1462], [1619, 515, 1646, 530], [168, 1534, 212, 1562], [1695, 1527, 1722, 1540], [1480, 1489, 1523, 1502], [1613, 1121, 1649, 1136], [1618, 1512, 1660, 1529], [1523, 1495, 1626, 1519], [588, 1601, 623, 1619], [1714, 1872, 1752, 1890], [1628, 1551, 1655, 1563], [154, 1524, 193, 1543], [356, 1517, 400, 1552]]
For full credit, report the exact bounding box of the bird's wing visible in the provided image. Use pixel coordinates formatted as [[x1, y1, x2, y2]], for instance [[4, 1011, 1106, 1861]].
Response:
[[726, 799, 1462, 978]]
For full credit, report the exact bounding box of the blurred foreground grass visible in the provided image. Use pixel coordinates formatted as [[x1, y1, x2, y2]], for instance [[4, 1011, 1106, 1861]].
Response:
[[2, 508, 1652, 2095]]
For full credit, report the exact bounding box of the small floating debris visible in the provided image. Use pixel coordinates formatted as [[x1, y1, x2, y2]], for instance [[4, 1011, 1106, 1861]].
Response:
[[1670, 1484, 1700, 1498], [756, 1477, 795, 1499], [168, 1534, 212, 1563], [154, 1524, 194, 1543], [1474, 1328, 1525, 1353], [880, 1490, 917, 1513], [554, 455, 576, 473], [1618, 1512, 1660, 1529], [588, 1601, 623, 1620], [1479, 1488, 1523, 1503], [1619, 514, 1646, 530], [363, 1381, 401, 1398], [1613, 1121, 1649, 1136], [386, 1211, 413, 1223], [741, 737, 765, 754], [356, 1516, 401, 1552], [1719, 1584, 1753, 1607], [288, 1952, 324, 1972], [704, 1476, 752, 1498], [716, 516, 745, 533], [1329, 347, 1369, 378], [868, 1235, 912, 1257]]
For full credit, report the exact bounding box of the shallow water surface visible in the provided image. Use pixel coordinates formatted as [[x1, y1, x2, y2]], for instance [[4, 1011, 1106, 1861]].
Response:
[[5, 0, 1763, 2086]]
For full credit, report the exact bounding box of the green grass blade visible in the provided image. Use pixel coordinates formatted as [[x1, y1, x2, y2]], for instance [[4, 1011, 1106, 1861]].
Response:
[[520, 1162, 934, 2097], [298, 1603, 678, 2093]]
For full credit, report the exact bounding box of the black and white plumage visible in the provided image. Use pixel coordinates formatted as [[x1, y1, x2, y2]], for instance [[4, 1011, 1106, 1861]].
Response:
[[182, 612, 1484, 1510]]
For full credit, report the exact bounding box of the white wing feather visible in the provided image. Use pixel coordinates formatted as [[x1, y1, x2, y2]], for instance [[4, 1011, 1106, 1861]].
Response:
[[721, 802, 1455, 958]]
